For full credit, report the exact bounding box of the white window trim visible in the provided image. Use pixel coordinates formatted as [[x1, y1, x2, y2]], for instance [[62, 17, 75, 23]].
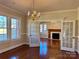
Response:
[[11, 18, 21, 40], [0, 16, 21, 42]]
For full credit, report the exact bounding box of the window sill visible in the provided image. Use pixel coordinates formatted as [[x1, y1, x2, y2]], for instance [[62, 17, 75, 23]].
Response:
[[0, 40, 10, 44], [0, 38, 21, 44]]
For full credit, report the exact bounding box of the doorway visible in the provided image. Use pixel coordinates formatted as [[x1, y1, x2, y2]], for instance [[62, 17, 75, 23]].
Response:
[[28, 21, 40, 47], [61, 20, 76, 52]]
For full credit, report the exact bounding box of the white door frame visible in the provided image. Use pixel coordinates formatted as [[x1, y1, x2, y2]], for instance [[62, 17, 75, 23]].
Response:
[[29, 21, 40, 47], [60, 20, 76, 52]]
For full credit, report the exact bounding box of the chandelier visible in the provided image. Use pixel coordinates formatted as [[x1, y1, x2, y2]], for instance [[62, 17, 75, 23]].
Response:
[[27, 0, 40, 21]]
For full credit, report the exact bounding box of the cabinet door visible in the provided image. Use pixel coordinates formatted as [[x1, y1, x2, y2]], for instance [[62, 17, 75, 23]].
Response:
[[61, 20, 75, 51]]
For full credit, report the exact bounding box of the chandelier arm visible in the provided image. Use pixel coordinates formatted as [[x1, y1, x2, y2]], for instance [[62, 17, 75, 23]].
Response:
[[32, 0, 35, 11]]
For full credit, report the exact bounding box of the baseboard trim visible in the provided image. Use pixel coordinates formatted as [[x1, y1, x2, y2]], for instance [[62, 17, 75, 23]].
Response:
[[0, 43, 26, 54]]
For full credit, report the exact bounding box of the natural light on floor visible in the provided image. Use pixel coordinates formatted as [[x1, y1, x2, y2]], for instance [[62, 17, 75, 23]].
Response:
[[40, 41, 48, 56]]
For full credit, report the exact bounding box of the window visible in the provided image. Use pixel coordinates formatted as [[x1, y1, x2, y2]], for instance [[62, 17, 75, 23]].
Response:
[[44, 24, 47, 31], [0, 16, 7, 41], [40, 23, 47, 33], [40, 24, 43, 32], [11, 18, 20, 39], [30, 23, 36, 35], [0, 16, 21, 42]]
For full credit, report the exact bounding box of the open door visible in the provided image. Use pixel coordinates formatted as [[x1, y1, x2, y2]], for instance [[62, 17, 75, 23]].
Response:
[[61, 20, 76, 51], [29, 21, 40, 47]]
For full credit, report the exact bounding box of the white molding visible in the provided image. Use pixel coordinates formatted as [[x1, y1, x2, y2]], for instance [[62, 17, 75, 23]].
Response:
[[42, 9, 77, 15], [0, 43, 26, 54], [0, 3, 23, 15]]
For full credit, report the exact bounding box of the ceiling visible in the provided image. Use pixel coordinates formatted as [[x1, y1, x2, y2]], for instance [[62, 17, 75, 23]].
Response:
[[0, 0, 79, 14]]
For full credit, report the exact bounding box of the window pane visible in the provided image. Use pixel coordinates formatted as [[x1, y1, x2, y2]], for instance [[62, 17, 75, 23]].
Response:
[[0, 16, 7, 41], [44, 24, 47, 31], [40, 24, 43, 32], [40, 23, 47, 33], [30, 23, 36, 35], [11, 18, 18, 39]]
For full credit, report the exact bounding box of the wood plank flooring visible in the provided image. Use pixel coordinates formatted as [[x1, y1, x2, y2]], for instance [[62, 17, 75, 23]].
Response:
[[0, 39, 79, 59]]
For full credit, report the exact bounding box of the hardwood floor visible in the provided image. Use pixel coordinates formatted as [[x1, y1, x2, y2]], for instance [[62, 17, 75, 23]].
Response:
[[0, 39, 79, 59]]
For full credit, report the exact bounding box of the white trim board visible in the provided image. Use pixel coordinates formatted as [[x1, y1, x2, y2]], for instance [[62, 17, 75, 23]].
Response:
[[42, 9, 77, 15], [0, 43, 26, 54]]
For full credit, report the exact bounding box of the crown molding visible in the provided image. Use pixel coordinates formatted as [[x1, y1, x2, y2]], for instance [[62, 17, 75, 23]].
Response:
[[0, 3, 25, 16]]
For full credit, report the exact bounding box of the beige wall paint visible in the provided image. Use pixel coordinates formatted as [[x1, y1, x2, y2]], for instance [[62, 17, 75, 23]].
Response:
[[0, 4, 27, 53], [47, 21, 61, 29]]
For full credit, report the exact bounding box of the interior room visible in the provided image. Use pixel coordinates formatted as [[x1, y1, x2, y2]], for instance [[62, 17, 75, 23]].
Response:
[[0, 0, 79, 59]]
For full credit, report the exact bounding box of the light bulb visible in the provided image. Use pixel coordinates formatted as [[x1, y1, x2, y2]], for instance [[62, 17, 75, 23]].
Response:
[[37, 12, 40, 17], [32, 14, 33, 16], [33, 11, 37, 15], [27, 11, 30, 16]]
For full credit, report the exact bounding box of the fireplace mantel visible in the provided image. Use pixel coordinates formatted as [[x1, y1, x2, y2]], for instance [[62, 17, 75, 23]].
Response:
[[48, 29, 61, 38]]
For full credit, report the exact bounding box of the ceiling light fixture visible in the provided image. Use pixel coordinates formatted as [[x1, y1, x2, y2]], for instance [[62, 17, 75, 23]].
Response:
[[27, 0, 40, 21]]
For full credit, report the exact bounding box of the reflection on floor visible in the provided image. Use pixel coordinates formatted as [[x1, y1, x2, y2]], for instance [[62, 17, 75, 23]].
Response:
[[0, 39, 79, 59], [10, 56, 18, 59], [40, 41, 47, 55]]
